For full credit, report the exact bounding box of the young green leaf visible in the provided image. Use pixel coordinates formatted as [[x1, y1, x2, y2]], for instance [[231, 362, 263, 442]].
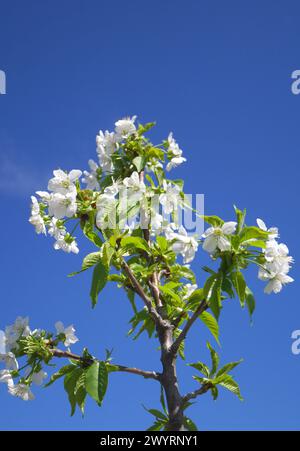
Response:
[[85, 361, 108, 406], [231, 271, 246, 307], [199, 311, 220, 345], [90, 261, 108, 308], [245, 286, 256, 317], [207, 342, 219, 376], [184, 417, 198, 431], [64, 368, 84, 416], [215, 374, 243, 400], [44, 364, 76, 387], [216, 359, 243, 378]]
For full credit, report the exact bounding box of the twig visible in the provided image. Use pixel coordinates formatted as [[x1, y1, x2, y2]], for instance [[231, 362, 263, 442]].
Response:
[[181, 382, 213, 405], [50, 349, 161, 381], [122, 259, 167, 329], [170, 300, 208, 356]]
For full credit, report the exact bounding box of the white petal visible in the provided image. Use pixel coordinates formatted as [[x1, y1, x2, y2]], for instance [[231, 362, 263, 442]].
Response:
[[221, 221, 237, 235], [256, 218, 267, 231], [202, 235, 218, 253]]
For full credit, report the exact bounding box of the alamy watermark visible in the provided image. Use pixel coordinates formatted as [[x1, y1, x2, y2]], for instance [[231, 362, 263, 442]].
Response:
[[0, 70, 6, 94], [291, 330, 300, 355], [291, 70, 300, 95]]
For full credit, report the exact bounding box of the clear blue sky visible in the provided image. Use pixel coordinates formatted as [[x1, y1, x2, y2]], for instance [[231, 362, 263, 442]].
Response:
[[0, 0, 299, 431]]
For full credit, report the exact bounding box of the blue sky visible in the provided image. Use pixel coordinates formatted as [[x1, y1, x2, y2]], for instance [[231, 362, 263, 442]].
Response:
[[0, 0, 299, 430]]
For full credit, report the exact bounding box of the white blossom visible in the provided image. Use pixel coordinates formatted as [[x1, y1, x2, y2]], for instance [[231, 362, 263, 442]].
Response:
[[48, 169, 82, 195], [48, 192, 77, 219], [29, 196, 46, 235], [53, 235, 79, 254], [8, 383, 35, 401], [5, 317, 30, 352], [25, 369, 47, 386], [0, 369, 14, 387], [48, 217, 65, 240], [202, 222, 237, 254], [55, 321, 79, 347], [96, 130, 117, 155], [123, 171, 146, 202], [115, 116, 137, 140], [96, 130, 117, 173], [159, 181, 181, 214], [256, 218, 278, 240], [166, 225, 198, 264], [0, 352, 19, 371], [258, 236, 294, 294], [82, 159, 100, 190], [166, 133, 186, 171], [96, 181, 120, 229]]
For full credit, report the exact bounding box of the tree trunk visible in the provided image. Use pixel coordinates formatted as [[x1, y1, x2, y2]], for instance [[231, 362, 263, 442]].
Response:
[[158, 326, 185, 431]]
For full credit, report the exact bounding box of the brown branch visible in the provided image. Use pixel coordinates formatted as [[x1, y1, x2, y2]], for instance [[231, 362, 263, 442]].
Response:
[[181, 382, 213, 405], [122, 255, 167, 329], [170, 300, 208, 356], [50, 349, 161, 381], [139, 170, 164, 310]]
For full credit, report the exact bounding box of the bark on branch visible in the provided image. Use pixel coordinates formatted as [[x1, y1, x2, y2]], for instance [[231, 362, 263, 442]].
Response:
[[170, 300, 208, 356], [50, 349, 161, 381], [182, 382, 213, 404]]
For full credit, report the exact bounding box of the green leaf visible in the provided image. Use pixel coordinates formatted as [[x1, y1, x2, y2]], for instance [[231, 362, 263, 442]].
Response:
[[199, 311, 220, 345], [127, 289, 137, 314], [207, 342, 219, 376], [159, 285, 182, 305], [102, 242, 115, 268], [90, 261, 108, 308], [82, 218, 103, 247], [231, 271, 246, 307], [204, 274, 222, 320], [156, 236, 168, 252], [132, 156, 146, 172], [85, 361, 108, 406], [215, 374, 243, 400], [239, 226, 268, 243], [202, 215, 224, 227], [121, 236, 150, 253], [234, 205, 246, 234], [146, 409, 168, 421], [45, 364, 76, 387], [184, 417, 198, 431], [74, 371, 87, 414], [211, 386, 219, 400], [160, 385, 168, 415], [68, 252, 102, 277], [188, 362, 210, 378], [64, 368, 83, 416], [216, 359, 243, 378], [147, 420, 165, 431], [245, 286, 255, 317]]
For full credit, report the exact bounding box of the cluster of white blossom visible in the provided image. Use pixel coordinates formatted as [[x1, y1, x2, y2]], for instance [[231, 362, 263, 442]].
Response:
[[95, 116, 137, 174], [29, 169, 82, 254], [29, 116, 189, 257], [0, 317, 78, 401], [257, 219, 294, 294], [166, 133, 186, 171]]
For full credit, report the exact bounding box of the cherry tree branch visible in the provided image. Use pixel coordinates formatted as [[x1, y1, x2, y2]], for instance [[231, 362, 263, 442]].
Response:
[[121, 259, 167, 329], [50, 349, 161, 381], [170, 300, 208, 356], [181, 382, 213, 405]]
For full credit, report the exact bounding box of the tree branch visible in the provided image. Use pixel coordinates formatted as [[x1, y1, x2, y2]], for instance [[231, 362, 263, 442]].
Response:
[[170, 300, 208, 356], [181, 382, 212, 405], [50, 349, 161, 381], [122, 259, 167, 328]]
